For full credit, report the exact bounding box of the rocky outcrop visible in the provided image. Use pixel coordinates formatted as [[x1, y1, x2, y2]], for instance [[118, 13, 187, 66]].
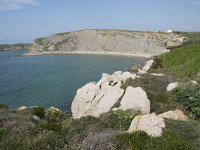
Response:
[[71, 71, 146, 119], [128, 110, 188, 137], [158, 109, 188, 121], [128, 113, 165, 137], [166, 36, 186, 48], [119, 86, 150, 114], [29, 30, 185, 56], [71, 82, 124, 118]]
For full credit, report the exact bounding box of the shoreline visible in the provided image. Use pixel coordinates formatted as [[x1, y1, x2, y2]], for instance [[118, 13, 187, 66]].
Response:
[[23, 51, 152, 58]]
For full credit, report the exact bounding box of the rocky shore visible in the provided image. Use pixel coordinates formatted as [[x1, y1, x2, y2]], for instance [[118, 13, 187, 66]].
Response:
[[70, 58, 183, 137]]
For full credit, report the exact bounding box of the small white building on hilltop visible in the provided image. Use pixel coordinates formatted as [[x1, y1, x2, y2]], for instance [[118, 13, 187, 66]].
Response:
[[166, 29, 174, 33]]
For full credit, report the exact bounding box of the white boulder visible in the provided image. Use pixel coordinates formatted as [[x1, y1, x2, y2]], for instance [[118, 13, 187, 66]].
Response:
[[71, 71, 143, 119], [158, 109, 188, 121], [17, 106, 28, 111], [119, 86, 150, 114], [71, 82, 100, 119], [71, 71, 138, 119], [150, 73, 165, 76], [86, 86, 124, 117], [128, 113, 165, 137], [166, 82, 178, 91], [138, 60, 154, 74], [33, 115, 41, 121], [191, 80, 198, 85]]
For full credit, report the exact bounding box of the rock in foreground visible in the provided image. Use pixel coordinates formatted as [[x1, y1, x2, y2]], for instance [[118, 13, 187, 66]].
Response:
[[119, 86, 150, 114], [159, 109, 188, 121], [71, 71, 142, 119], [128, 113, 165, 137]]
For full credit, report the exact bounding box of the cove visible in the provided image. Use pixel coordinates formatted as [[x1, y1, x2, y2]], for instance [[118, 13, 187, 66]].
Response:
[[0, 50, 146, 111]]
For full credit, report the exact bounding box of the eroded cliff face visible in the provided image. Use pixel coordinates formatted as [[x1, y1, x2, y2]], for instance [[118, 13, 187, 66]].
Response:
[[29, 30, 185, 56]]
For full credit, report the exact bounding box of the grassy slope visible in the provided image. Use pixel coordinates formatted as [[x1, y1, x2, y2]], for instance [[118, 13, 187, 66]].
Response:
[[151, 32, 200, 81], [119, 32, 200, 149]]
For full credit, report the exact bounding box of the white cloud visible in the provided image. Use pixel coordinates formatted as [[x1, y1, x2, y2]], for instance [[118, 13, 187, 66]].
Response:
[[0, 0, 41, 11]]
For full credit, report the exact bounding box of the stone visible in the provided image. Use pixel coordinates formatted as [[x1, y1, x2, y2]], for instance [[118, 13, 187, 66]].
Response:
[[191, 80, 198, 85], [119, 86, 150, 114], [158, 109, 188, 121], [150, 73, 165, 76], [17, 106, 28, 111], [71, 81, 124, 118], [138, 60, 154, 74], [112, 107, 119, 111], [87, 86, 124, 117], [166, 82, 178, 91], [71, 82, 100, 119], [128, 113, 165, 137], [33, 115, 41, 121]]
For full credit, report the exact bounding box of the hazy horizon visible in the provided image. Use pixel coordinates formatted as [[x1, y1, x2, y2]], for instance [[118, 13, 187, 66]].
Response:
[[0, 0, 200, 44]]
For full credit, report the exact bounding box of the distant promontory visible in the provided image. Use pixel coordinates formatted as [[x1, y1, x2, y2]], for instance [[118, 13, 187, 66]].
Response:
[[27, 29, 186, 57]]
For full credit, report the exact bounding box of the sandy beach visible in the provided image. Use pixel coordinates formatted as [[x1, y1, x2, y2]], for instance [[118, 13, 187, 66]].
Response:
[[23, 51, 152, 58]]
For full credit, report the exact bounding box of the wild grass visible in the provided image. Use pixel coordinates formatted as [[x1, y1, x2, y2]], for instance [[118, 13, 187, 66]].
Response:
[[151, 32, 200, 81]]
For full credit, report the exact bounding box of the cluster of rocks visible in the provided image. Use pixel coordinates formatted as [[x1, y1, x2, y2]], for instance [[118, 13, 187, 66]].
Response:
[[128, 109, 188, 137], [71, 59, 189, 137], [71, 71, 146, 119]]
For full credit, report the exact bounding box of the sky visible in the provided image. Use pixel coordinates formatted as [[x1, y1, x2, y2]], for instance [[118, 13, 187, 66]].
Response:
[[0, 0, 200, 44]]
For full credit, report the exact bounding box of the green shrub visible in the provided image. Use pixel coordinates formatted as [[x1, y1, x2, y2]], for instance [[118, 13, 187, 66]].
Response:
[[99, 110, 138, 130], [45, 108, 67, 122], [165, 119, 200, 142], [36, 123, 63, 132], [158, 44, 200, 79], [31, 107, 45, 118], [113, 131, 196, 150], [0, 128, 9, 140], [0, 119, 4, 127], [0, 103, 8, 109], [32, 131, 64, 150], [0, 134, 29, 150], [171, 84, 200, 119]]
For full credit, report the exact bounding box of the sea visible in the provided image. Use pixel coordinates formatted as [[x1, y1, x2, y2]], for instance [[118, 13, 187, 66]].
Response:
[[0, 50, 146, 111]]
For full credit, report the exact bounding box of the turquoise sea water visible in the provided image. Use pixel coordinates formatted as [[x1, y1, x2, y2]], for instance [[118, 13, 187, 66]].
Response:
[[0, 50, 146, 111]]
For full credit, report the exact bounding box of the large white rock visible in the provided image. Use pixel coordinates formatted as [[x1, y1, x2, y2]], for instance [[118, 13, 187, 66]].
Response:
[[158, 109, 188, 121], [128, 113, 165, 137], [71, 82, 100, 119], [86, 86, 124, 117], [166, 82, 178, 91], [119, 86, 150, 114], [138, 60, 154, 74], [71, 71, 139, 119]]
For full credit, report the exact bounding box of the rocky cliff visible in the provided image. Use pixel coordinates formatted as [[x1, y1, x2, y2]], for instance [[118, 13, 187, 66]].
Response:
[[29, 30, 185, 56]]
